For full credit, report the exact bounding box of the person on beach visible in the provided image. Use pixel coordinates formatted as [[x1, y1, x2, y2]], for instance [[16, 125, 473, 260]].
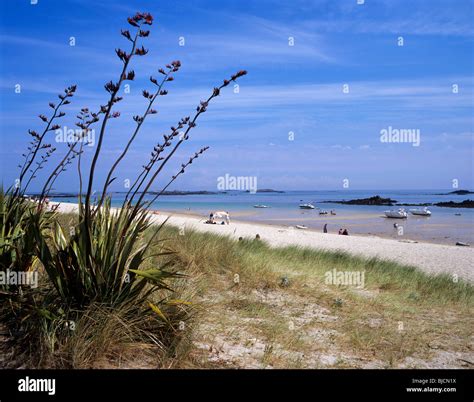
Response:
[[209, 211, 230, 224], [342, 229, 349, 235], [204, 213, 217, 224], [338, 228, 343, 235], [323, 224, 328, 233]]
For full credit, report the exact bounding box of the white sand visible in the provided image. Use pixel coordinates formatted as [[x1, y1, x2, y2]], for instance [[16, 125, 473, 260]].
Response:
[[54, 202, 474, 282]]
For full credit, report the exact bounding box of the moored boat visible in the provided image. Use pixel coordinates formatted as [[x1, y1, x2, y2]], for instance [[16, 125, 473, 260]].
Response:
[[410, 207, 431, 216], [253, 204, 269, 208], [384, 208, 408, 219], [299, 203, 315, 209]]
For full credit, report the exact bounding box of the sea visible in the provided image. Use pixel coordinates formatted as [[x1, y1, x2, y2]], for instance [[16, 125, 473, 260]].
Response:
[[51, 190, 474, 245]]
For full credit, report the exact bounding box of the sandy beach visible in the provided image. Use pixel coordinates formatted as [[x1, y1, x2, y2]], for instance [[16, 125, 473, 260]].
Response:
[[54, 202, 474, 283]]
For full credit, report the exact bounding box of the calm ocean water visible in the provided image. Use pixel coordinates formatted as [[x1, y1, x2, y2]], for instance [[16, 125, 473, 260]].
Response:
[[52, 190, 474, 245]]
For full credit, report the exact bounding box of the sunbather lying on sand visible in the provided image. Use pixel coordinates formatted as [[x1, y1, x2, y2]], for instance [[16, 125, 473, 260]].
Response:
[[209, 211, 230, 224]]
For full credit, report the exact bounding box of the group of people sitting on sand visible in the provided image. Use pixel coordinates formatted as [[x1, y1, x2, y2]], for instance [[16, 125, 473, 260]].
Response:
[[204, 211, 231, 225], [322, 224, 349, 235], [319, 210, 337, 216]]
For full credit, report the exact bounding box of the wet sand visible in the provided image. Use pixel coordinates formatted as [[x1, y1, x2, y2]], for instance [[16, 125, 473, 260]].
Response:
[[154, 208, 472, 246]]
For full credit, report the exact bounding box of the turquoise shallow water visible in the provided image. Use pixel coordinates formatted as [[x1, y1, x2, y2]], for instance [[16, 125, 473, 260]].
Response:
[[52, 190, 474, 245]]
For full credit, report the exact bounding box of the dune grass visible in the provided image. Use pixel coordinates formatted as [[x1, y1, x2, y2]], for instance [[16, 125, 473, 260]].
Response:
[[159, 224, 472, 304], [154, 224, 473, 368]]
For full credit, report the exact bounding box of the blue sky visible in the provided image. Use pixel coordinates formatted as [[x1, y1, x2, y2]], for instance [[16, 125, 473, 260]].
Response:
[[0, 0, 473, 192]]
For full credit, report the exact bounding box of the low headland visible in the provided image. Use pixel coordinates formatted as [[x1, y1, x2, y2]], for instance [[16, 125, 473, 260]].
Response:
[[323, 194, 474, 208], [323, 195, 396, 206]]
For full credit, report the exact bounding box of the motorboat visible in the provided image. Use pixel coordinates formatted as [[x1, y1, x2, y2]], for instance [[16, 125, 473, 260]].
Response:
[[409, 207, 431, 216], [295, 225, 308, 229], [253, 205, 269, 208], [384, 208, 408, 219], [299, 203, 315, 209]]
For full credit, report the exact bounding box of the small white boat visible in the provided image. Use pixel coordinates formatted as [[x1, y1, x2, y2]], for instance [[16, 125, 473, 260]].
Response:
[[299, 203, 315, 209], [253, 204, 269, 208], [410, 207, 431, 216], [456, 241, 470, 247], [295, 225, 308, 229], [384, 208, 408, 219]]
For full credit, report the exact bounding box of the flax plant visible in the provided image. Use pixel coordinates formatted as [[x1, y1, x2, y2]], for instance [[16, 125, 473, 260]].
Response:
[[0, 85, 76, 292], [1, 11, 246, 367], [34, 11, 246, 309]]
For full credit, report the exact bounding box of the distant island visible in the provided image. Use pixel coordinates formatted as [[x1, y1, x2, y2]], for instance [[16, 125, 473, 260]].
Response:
[[434, 199, 474, 208], [45, 190, 224, 198], [245, 189, 285, 193], [395, 203, 432, 207], [43, 192, 78, 198], [396, 199, 474, 208], [149, 190, 223, 196], [434, 190, 474, 195], [323, 195, 397, 206], [323, 194, 474, 208]]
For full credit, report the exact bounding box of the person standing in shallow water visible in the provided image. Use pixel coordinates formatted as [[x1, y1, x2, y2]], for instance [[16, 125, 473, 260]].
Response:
[[323, 224, 328, 233]]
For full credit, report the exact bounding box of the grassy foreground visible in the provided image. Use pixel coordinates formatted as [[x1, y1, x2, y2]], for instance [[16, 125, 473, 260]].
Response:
[[159, 224, 473, 369], [2, 212, 472, 369]]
